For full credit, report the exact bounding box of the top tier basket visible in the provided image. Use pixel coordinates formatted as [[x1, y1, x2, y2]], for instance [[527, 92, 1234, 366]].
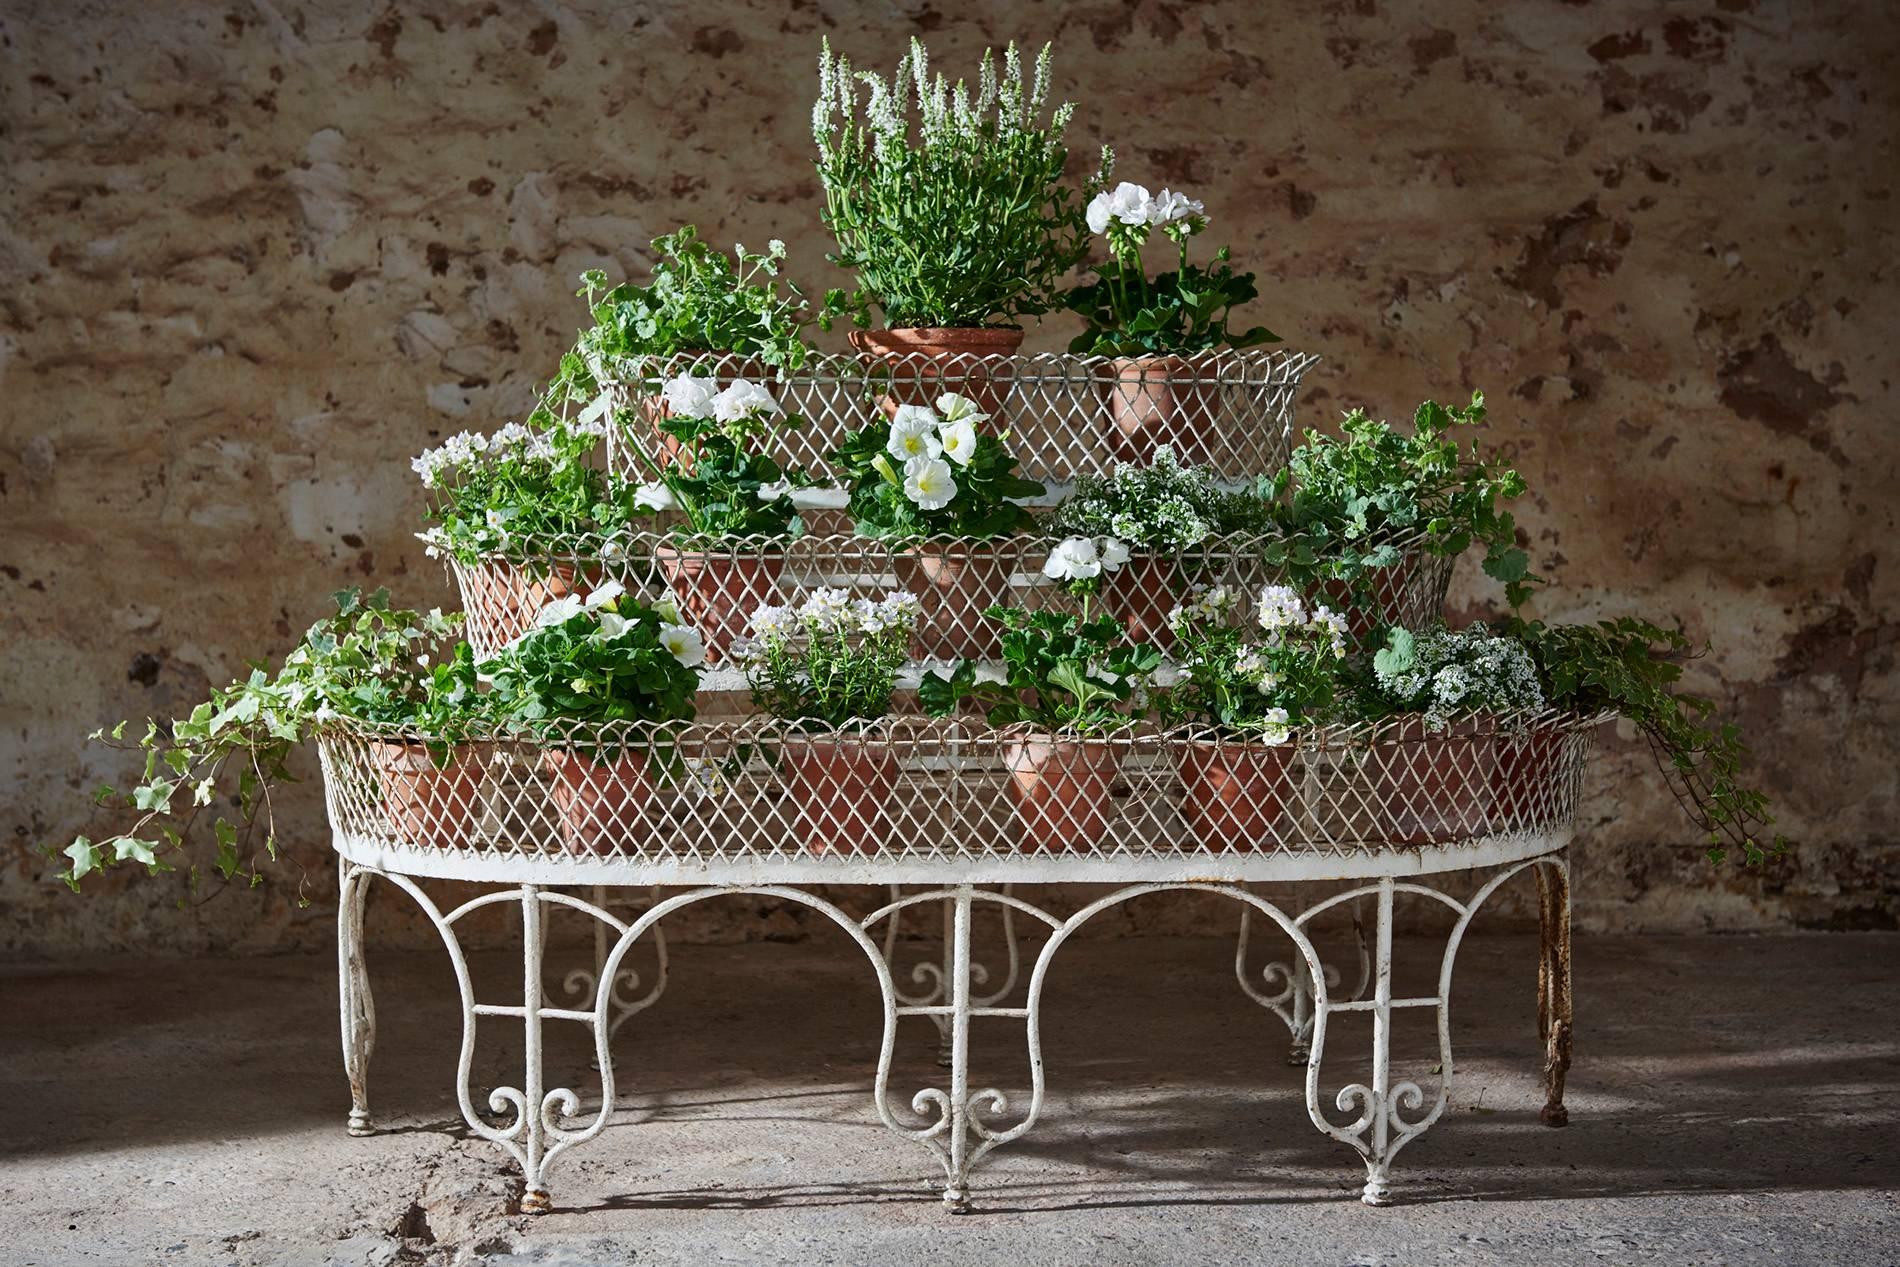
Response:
[[595, 347, 1320, 489]]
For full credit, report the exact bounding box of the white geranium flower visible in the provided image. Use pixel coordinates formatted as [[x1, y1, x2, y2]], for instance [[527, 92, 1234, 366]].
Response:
[[1097, 537, 1131, 571], [1086, 181, 1153, 234], [903, 456, 957, 510], [1148, 187, 1206, 226], [662, 374, 718, 418], [935, 393, 989, 425], [887, 405, 944, 461], [938, 416, 978, 467], [1042, 536, 1103, 582], [712, 378, 781, 423], [584, 580, 625, 609], [659, 622, 706, 668], [634, 482, 677, 512]]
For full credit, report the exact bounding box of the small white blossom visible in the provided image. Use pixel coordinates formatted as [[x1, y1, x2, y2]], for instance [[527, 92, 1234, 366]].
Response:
[[1087, 181, 1153, 235], [663, 374, 718, 418], [750, 603, 799, 640], [1148, 187, 1206, 226], [903, 456, 957, 510], [1097, 537, 1131, 571], [799, 586, 856, 633], [712, 378, 782, 423], [584, 580, 625, 609], [1042, 536, 1103, 582], [1255, 584, 1309, 637], [1255, 707, 1292, 746]]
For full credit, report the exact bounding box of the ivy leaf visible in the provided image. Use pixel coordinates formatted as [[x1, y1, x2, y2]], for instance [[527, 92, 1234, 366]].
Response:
[[64, 837, 100, 886]]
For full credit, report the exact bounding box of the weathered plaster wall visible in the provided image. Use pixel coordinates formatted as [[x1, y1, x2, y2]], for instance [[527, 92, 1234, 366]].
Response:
[[1, 0, 1894, 955]]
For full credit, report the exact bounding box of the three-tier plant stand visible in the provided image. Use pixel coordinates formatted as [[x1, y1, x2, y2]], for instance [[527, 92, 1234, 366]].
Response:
[[326, 350, 1590, 1213]]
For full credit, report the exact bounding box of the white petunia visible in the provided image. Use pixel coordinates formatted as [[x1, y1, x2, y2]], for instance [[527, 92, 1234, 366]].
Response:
[[903, 457, 957, 510], [484, 507, 516, 532], [712, 378, 781, 423], [593, 610, 635, 641], [634, 482, 677, 512], [662, 374, 718, 419], [659, 622, 706, 668], [1097, 537, 1131, 571], [1148, 187, 1206, 226], [651, 595, 682, 625], [938, 416, 978, 467], [584, 580, 626, 609], [887, 405, 944, 461], [1042, 536, 1103, 582], [1086, 181, 1153, 235], [534, 594, 585, 628], [935, 393, 989, 425]]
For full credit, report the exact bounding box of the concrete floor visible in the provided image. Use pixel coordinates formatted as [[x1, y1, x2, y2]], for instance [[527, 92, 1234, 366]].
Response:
[[2, 927, 1896, 1266]]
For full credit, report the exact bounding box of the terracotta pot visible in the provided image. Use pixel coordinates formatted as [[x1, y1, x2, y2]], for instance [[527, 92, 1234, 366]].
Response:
[[460, 559, 588, 649], [1099, 555, 1181, 647], [1002, 737, 1121, 852], [892, 543, 1015, 661], [849, 327, 1024, 420], [1174, 738, 1297, 851], [779, 736, 902, 855], [541, 748, 651, 856], [1488, 723, 1567, 832], [629, 351, 767, 474], [654, 545, 784, 664], [1366, 716, 1493, 847], [1104, 354, 1224, 467], [370, 740, 490, 850]]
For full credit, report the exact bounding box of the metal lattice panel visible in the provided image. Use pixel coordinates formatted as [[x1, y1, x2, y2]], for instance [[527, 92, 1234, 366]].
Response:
[[316, 711, 1603, 870], [590, 348, 1318, 486], [443, 530, 1456, 665]]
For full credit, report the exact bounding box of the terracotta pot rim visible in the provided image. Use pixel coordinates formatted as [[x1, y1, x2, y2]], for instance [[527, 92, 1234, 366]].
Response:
[[851, 325, 1027, 346], [1180, 736, 1299, 755], [654, 541, 793, 559]]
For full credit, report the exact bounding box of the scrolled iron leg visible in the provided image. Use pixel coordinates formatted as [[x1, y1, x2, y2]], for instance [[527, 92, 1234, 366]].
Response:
[[337, 859, 376, 1137], [1536, 858, 1573, 1128]]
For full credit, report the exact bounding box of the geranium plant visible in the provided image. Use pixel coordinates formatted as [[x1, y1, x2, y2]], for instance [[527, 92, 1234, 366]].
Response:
[[1266, 391, 1536, 610], [1368, 624, 1546, 730], [831, 393, 1044, 540], [1504, 616, 1784, 864], [735, 588, 921, 728], [1065, 182, 1278, 357], [628, 375, 806, 540], [1160, 584, 1348, 739], [57, 589, 474, 890], [920, 607, 1161, 735], [414, 417, 624, 565], [1040, 534, 1132, 598], [1048, 445, 1271, 549], [812, 37, 1107, 329]]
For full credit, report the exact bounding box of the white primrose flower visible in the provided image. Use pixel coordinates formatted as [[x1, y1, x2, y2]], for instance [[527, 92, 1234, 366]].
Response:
[[1148, 187, 1206, 227], [1086, 181, 1153, 235], [1042, 535, 1103, 582], [712, 378, 782, 422], [634, 481, 677, 512], [662, 374, 718, 418], [1097, 536, 1131, 571], [935, 393, 989, 425], [903, 456, 957, 510], [887, 405, 944, 461], [938, 415, 978, 467], [659, 622, 706, 668], [750, 603, 799, 641]]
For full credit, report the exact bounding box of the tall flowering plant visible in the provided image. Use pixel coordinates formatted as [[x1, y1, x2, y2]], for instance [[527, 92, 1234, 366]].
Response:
[[1064, 182, 1278, 357], [627, 374, 806, 540], [1159, 584, 1348, 741], [830, 393, 1044, 540], [414, 417, 623, 565], [735, 589, 921, 729], [812, 37, 1108, 328]]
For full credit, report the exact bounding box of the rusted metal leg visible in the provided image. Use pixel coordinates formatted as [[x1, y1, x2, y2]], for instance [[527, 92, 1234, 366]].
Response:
[[1536, 860, 1573, 1128], [338, 859, 376, 1136]]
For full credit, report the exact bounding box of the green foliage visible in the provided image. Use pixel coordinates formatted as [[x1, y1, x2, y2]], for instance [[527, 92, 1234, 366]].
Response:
[[414, 418, 629, 566], [625, 377, 807, 540], [1503, 616, 1785, 865], [738, 589, 920, 728], [920, 606, 1161, 736], [480, 586, 701, 762], [1049, 445, 1272, 549], [58, 590, 475, 891], [830, 396, 1044, 541], [1157, 584, 1345, 736], [1266, 391, 1535, 610], [813, 38, 1106, 328]]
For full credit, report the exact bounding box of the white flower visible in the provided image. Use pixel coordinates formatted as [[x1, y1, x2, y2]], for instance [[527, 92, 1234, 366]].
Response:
[[1042, 536, 1103, 582], [1148, 187, 1206, 226], [484, 507, 516, 532], [750, 603, 798, 640], [876, 590, 922, 632], [1086, 181, 1153, 234], [659, 622, 706, 668], [1256, 707, 1292, 746], [584, 580, 626, 609], [651, 595, 682, 625], [662, 374, 718, 418], [712, 378, 781, 423], [887, 405, 944, 461], [593, 610, 635, 641], [903, 457, 957, 510], [1097, 537, 1130, 571], [767, 238, 786, 254], [799, 586, 856, 633], [1146, 661, 1185, 689], [1255, 584, 1308, 636], [634, 482, 677, 512], [935, 393, 989, 425], [938, 416, 978, 467], [1309, 604, 1350, 658], [533, 594, 585, 628]]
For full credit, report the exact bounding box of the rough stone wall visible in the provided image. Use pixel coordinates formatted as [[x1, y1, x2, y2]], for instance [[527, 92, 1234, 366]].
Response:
[[1, 0, 1893, 955]]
